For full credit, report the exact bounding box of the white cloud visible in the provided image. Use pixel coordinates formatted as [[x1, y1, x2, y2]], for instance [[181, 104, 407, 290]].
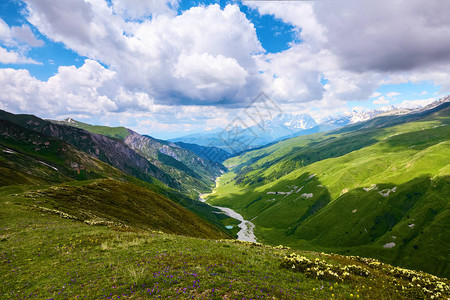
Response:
[[396, 98, 436, 109], [24, 2, 263, 106], [0, 18, 43, 47], [111, 0, 179, 19], [1, 0, 450, 138], [245, 1, 325, 46], [370, 92, 382, 98], [0, 46, 41, 64], [0, 18, 43, 64], [11, 25, 44, 47], [373, 96, 389, 105], [386, 92, 400, 98], [247, 0, 450, 102], [313, 0, 450, 72], [0, 60, 118, 115]]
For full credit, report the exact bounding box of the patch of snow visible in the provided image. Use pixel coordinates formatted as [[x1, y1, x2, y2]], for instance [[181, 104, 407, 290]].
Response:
[[308, 174, 316, 179], [267, 192, 276, 195], [38, 161, 58, 171], [408, 224, 415, 228], [295, 186, 304, 193], [392, 236, 396, 240], [363, 184, 377, 191], [301, 193, 313, 199], [383, 242, 396, 248], [2, 149, 15, 154], [352, 209, 357, 213], [317, 184, 323, 187], [379, 187, 397, 197]]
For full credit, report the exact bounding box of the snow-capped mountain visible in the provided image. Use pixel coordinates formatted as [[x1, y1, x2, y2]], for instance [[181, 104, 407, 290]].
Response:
[[248, 113, 317, 139], [171, 96, 450, 153], [261, 113, 317, 131], [320, 108, 393, 127]]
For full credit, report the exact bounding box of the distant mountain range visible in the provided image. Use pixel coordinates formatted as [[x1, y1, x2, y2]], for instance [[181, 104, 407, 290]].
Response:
[[171, 97, 449, 154]]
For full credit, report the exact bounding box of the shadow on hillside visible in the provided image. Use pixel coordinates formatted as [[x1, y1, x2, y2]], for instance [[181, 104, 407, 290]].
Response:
[[379, 121, 449, 152], [213, 171, 449, 277]]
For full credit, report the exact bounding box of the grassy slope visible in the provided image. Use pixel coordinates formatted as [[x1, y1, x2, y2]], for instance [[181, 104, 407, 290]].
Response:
[[1, 194, 448, 299], [1, 179, 228, 239], [0, 119, 233, 239], [53, 119, 131, 140], [1, 111, 237, 234], [56, 117, 226, 197], [208, 104, 450, 277], [0, 119, 133, 186]]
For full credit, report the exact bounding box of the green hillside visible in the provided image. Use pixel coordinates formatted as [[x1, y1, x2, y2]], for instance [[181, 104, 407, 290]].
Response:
[[1, 105, 449, 299], [55, 116, 227, 197], [0, 117, 232, 239], [53, 118, 131, 140], [207, 102, 450, 277], [1, 192, 448, 299]]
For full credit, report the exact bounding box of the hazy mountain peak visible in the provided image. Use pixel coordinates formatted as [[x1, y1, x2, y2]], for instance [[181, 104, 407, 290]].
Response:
[[261, 112, 317, 131]]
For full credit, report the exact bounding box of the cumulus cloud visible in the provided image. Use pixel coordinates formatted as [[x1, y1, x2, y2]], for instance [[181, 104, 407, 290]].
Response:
[[0, 18, 43, 48], [0, 18, 43, 64], [0, 60, 118, 115], [373, 96, 389, 105], [24, 1, 263, 106], [313, 0, 450, 72], [247, 0, 450, 106], [245, 1, 325, 46], [257, 45, 330, 103], [0, 59, 239, 138], [10, 25, 44, 47], [2, 0, 450, 138], [386, 92, 400, 98], [396, 98, 436, 109], [111, 0, 179, 19], [0, 46, 41, 64]]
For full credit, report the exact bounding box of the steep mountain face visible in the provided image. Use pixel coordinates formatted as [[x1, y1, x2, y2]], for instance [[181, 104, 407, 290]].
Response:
[[207, 99, 450, 277], [0, 113, 231, 239], [54, 117, 227, 195], [123, 131, 227, 194], [0, 119, 129, 186], [0, 110, 178, 189]]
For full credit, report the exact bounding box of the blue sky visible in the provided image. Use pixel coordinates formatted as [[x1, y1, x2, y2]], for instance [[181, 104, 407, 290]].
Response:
[[0, 0, 449, 139]]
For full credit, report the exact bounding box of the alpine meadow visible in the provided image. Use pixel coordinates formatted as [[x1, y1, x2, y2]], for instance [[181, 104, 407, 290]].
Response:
[[1, 1, 450, 299]]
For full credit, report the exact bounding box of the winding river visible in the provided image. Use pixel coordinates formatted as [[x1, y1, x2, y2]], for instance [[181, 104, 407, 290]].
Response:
[[199, 177, 257, 242]]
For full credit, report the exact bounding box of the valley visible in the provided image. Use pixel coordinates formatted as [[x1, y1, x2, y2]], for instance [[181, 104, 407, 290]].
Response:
[[2, 1, 450, 298], [206, 99, 450, 278], [1, 98, 449, 299]]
